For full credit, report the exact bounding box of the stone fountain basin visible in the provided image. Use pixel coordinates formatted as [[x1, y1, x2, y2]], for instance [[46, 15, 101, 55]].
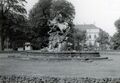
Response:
[[22, 51, 101, 58], [6, 51, 108, 61]]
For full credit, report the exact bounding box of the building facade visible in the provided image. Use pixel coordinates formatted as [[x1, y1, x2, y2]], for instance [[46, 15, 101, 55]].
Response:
[[75, 24, 100, 50]]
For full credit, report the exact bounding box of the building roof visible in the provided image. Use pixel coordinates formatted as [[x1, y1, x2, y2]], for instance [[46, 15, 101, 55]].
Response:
[[75, 24, 100, 31]]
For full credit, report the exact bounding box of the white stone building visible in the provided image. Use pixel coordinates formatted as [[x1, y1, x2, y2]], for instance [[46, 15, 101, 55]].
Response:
[[75, 24, 100, 49]]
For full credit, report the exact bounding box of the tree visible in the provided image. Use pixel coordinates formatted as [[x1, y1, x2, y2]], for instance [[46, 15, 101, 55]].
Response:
[[112, 19, 120, 50], [0, 0, 27, 50], [51, 0, 75, 22], [111, 32, 120, 50], [73, 29, 86, 51], [29, 0, 53, 50], [96, 30, 110, 50], [29, 0, 75, 50], [9, 22, 30, 50], [115, 19, 120, 30], [65, 28, 86, 51]]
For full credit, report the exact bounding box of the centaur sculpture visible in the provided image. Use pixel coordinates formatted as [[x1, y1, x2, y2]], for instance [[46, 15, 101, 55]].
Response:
[[47, 14, 70, 52]]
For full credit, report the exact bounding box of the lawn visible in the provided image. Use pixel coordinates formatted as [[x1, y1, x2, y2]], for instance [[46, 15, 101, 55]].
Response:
[[0, 53, 120, 78]]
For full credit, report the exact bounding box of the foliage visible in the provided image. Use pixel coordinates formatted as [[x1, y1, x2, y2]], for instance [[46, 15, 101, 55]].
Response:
[[97, 30, 110, 44], [111, 32, 120, 50], [112, 19, 120, 50], [29, 0, 53, 50], [66, 28, 86, 51], [0, 0, 27, 50], [96, 30, 110, 50], [51, 0, 75, 22], [29, 0, 75, 50], [111, 19, 120, 50], [9, 22, 30, 50], [74, 29, 86, 43], [115, 19, 120, 30], [74, 29, 86, 51]]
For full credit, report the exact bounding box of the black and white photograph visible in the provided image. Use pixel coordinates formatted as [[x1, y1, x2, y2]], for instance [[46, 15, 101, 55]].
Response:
[[0, 0, 120, 83]]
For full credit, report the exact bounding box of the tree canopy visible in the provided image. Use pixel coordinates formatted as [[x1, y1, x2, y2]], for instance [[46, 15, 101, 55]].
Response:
[[0, 0, 27, 50], [29, 0, 75, 50], [96, 30, 110, 50], [115, 19, 120, 30], [97, 30, 110, 45], [112, 32, 120, 50], [73, 29, 86, 50], [112, 19, 120, 50]]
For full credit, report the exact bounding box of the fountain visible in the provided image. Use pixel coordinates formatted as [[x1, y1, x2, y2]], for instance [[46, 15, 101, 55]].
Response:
[[39, 13, 104, 60], [21, 13, 108, 61], [47, 14, 70, 52]]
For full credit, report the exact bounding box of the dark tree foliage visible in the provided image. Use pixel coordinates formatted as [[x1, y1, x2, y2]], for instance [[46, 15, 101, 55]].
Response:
[[115, 19, 120, 30], [111, 19, 120, 50], [0, 0, 27, 50], [112, 32, 120, 50], [29, 0, 75, 50], [51, 0, 75, 21], [73, 29, 86, 51], [97, 30, 110, 45], [29, 0, 53, 50], [65, 27, 86, 51], [96, 30, 110, 50], [9, 22, 30, 50]]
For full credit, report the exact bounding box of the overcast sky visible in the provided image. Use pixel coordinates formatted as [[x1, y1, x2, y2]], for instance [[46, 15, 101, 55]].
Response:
[[25, 0, 120, 36]]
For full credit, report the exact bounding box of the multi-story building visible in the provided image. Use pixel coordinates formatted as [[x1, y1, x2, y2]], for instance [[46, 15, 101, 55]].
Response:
[[75, 24, 101, 50]]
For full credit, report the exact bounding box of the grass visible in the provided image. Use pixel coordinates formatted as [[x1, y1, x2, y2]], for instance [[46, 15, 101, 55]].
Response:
[[0, 53, 120, 78]]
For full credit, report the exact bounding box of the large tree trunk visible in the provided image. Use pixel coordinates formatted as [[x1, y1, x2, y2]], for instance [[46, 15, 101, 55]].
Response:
[[0, 25, 5, 51], [0, 15, 5, 51], [0, 35, 5, 51]]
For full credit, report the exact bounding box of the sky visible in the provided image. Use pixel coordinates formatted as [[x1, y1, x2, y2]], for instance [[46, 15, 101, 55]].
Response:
[[25, 0, 120, 36]]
